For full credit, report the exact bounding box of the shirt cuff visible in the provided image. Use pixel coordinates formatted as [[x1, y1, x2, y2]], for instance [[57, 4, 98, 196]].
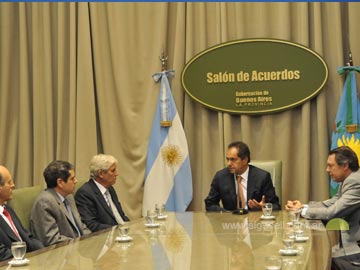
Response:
[[301, 204, 309, 217]]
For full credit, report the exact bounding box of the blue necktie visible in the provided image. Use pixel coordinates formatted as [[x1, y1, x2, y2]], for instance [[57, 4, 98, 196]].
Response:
[[64, 199, 81, 236]]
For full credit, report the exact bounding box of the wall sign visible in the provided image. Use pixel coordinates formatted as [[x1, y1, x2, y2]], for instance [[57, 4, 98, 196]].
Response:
[[181, 38, 328, 114]]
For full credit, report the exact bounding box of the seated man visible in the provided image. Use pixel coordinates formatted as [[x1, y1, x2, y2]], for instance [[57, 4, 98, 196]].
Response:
[[75, 154, 129, 232], [205, 141, 280, 212], [0, 166, 43, 261], [286, 146, 360, 257], [30, 160, 91, 246]]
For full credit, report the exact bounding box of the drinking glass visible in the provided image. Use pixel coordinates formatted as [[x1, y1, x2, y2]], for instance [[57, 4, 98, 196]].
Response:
[[11, 241, 26, 261], [294, 229, 304, 238], [282, 238, 295, 250], [289, 208, 301, 222], [292, 220, 302, 230], [155, 204, 166, 217], [119, 226, 130, 237], [262, 203, 273, 217], [265, 256, 282, 270], [146, 210, 156, 224]]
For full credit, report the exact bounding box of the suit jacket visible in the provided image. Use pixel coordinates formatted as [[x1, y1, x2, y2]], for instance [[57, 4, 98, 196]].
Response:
[[304, 170, 360, 257], [30, 189, 91, 247], [205, 165, 281, 212], [0, 205, 43, 261], [75, 179, 129, 232]]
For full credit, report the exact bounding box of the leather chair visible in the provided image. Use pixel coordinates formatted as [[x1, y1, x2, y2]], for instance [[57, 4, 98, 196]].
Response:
[[249, 160, 282, 205], [8, 185, 43, 230]]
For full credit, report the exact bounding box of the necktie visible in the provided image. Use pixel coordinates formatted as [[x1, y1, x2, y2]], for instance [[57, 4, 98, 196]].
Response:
[[339, 183, 343, 195], [237, 175, 245, 209], [105, 190, 125, 225], [63, 199, 81, 236], [3, 208, 21, 240]]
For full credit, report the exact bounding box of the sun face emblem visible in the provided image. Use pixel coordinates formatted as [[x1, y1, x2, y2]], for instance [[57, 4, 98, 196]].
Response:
[[161, 144, 183, 167], [165, 228, 186, 253], [337, 134, 360, 165]]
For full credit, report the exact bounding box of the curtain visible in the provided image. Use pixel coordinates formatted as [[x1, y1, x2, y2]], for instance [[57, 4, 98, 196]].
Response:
[[0, 2, 359, 219]]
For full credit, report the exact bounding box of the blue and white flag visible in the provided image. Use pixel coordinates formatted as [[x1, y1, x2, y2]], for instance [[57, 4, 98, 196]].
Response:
[[143, 70, 193, 216], [330, 66, 360, 196], [151, 213, 193, 270]]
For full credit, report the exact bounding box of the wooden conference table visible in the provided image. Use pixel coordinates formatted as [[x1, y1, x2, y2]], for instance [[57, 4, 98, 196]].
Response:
[[0, 211, 331, 269]]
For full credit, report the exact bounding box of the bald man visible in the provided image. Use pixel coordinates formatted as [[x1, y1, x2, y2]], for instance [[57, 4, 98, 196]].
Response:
[[0, 166, 43, 261]]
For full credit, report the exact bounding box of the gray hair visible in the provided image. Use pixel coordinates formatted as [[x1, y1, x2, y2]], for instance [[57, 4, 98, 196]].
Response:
[[90, 154, 118, 179]]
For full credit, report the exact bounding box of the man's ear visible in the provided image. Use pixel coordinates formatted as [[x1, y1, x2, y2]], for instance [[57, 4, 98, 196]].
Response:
[[242, 156, 249, 164], [98, 170, 104, 179], [342, 163, 350, 171], [56, 178, 63, 188]]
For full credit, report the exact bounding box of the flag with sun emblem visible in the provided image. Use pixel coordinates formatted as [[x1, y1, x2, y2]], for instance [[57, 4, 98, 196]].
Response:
[[142, 69, 193, 216], [330, 65, 360, 196]]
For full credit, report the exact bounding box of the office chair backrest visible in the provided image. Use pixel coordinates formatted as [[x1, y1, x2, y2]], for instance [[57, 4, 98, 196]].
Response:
[[249, 160, 282, 205], [8, 185, 43, 230]]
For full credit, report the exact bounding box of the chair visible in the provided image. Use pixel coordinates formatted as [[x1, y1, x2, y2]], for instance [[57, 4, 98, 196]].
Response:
[[249, 160, 282, 205], [8, 185, 43, 230]]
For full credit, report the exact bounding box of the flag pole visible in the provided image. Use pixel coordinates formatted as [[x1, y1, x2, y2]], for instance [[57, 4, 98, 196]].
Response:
[[142, 48, 193, 216]]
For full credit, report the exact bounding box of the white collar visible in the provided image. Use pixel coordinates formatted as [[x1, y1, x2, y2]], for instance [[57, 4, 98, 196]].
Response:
[[93, 179, 108, 195]]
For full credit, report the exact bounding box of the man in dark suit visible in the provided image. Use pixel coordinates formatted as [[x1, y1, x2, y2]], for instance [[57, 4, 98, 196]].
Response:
[[75, 154, 129, 232], [205, 141, 281, 212], [0, 165, 43, 261]]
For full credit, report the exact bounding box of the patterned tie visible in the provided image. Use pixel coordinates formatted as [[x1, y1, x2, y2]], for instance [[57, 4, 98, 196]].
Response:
[[3, 208, 21, 239], [105, 190, 124, 225], [237, 175, 245, 209], [63, 199, 81, 236]]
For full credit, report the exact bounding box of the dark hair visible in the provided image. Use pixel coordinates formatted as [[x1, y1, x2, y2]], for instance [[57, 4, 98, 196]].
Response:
[[0, 172, 3, 186], [43, 160, 74, 188], [329, 146, 359, 171], [227, 141, 251, 163]]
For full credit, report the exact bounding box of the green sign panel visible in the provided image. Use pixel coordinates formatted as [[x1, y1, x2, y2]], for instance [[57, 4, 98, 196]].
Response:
[[181, 38, 328, 114]]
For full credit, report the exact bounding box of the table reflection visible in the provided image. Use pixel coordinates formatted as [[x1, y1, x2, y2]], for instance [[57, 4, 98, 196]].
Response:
[[0, 211, 330, 270]]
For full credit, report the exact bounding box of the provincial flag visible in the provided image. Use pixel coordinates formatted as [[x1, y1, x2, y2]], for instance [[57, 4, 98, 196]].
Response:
[[142, 70, 193, 216], [330, 65, 360, 196]]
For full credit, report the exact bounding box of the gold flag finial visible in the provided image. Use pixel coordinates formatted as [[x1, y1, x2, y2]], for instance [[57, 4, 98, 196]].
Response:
[[160, 47, 168, 71], [347, 52, 353, 66]]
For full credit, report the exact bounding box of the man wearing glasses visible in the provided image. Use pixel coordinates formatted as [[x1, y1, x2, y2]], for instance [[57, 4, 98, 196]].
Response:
[[205, 141, 280, 212]]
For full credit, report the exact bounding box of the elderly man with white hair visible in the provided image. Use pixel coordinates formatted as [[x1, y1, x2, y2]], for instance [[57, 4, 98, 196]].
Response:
[[75, 154, 129, 232]]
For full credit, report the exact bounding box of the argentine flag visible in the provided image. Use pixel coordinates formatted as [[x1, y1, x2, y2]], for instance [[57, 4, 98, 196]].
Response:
[[143, 70, 193, 216], [151, 213, 193, 270], [330, 66, 360, 196]]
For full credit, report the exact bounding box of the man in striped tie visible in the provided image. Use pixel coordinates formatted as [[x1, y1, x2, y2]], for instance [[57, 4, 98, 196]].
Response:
[[30, 161, 91, 246], [205, 141, 281, 212], [0, 166, 43, 261]]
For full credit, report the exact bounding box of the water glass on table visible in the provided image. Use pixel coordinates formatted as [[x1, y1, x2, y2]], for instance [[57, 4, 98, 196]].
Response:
[[146, 210, 157, 224], [262, 203, 273, 217], [155, 204, 166, 217], [282, 237, 295, 250], [119, 226, 130, 238], [265, 256, 282, 270], [289, 208, 301, 223], [11, 241, 26, 261]]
